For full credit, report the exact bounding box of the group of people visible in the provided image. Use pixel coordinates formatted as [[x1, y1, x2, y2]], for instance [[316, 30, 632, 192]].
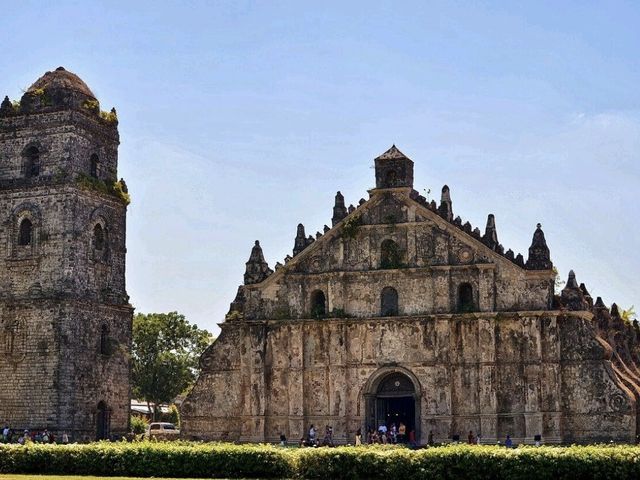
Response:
[[429, 430, 520, 448], [2, 425, 70, 444], [362, 422, 416, 445], [296, 424, 526, 448], [299, 422, 417, 447], [299, 424, 335, 447]]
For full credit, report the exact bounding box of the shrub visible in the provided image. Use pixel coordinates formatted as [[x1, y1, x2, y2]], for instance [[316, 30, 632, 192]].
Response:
[[1, 443, 640, 479], [129, 415, 148, 435], [341, 215, 362, 239], [76, 173, 131, 205], [162, 404, 180, 427], [100, 109, 118, 123], [0, 442, 293, 479]]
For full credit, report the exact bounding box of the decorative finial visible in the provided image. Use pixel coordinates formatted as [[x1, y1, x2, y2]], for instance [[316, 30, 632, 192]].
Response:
[[561, 270, 589, 311], [526, 223, 552, 270], [482, 214, 498, 250], [293, 223, 307, 256], [332, 191, 347, 226], [611, 303, 620, 318], [438, 185, 453, 221], [244, 240, 272, 285]]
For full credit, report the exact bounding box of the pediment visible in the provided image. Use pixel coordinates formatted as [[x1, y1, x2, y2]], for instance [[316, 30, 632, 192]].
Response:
[[257, 189, 523, 285]]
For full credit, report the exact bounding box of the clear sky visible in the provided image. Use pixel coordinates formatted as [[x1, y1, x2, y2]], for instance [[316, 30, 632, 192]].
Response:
[[1, 1, 639, 334]]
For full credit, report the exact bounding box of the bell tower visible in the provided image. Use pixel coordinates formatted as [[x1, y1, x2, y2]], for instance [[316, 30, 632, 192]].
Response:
[[374, 144, 414, 189], [0, 67, 132, 441]]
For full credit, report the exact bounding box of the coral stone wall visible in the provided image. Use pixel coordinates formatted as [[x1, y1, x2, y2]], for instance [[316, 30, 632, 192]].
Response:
[[182, 312, 636, 444], [0, 69, 132, 441]]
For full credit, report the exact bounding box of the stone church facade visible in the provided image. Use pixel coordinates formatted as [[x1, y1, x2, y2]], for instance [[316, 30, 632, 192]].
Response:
[[183, 145, 640, 444], [0, 68, 132, 441]]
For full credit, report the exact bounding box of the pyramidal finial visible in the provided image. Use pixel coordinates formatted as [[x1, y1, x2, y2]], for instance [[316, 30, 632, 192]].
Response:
[[332, 191, 348, 226], [249, 240, 265, 262], [293, 223, 307, 256], [560, 269, 589, 311], [611, 303, 620, 318], [244, 240, 272, 285], [594, 296, 606, 308], [0, 95, 13, 116], [525, 223, 552, 270], [579, 283, 591, 297], [482, 214, 498, 250], [438, 185, 453, 221]]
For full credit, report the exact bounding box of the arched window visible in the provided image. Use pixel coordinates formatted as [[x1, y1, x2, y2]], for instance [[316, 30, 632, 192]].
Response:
[[25, 146, 40, 177], [18, 219, 33, 246], [93, 224, 105, 251], [458, 283, 475, 313], [90, 154, 99, 178], [381, 287, 399, 316], [310, 290, 326, 318], [100, 324, 109, 355], [380, 239, 401, 269]]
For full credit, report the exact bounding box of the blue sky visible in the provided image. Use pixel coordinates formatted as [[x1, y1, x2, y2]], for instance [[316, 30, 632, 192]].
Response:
[[1, 1, 639, 333]]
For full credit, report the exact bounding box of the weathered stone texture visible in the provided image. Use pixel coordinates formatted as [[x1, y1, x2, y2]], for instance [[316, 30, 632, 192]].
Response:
[[184, 313, 636, 444], [183, 144, 638, 444], [0, 67, 132, 441]]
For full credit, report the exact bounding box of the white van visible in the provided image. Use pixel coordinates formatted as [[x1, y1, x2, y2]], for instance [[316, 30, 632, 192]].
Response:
[[146, 422, 180, 439]]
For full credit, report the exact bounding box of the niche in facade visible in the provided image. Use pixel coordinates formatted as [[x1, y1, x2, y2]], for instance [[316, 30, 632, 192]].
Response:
[[381, 287, 399, 316]]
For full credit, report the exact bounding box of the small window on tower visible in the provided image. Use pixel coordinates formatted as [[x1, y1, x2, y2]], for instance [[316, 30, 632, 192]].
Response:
[[18, 219, 33, 246], [93, 224, 105, 251], [90, 154, 99, 178], [25, 147, 40, 177]]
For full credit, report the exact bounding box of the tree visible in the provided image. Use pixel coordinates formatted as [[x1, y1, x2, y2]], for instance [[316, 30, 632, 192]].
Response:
[[552, 267, 565, 294], [621, 306, 637, 323], [132, 312, 212, 420]]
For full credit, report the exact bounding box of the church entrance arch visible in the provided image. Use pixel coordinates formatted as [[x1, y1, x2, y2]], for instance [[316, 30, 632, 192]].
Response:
[[363, 367, 421, 443]]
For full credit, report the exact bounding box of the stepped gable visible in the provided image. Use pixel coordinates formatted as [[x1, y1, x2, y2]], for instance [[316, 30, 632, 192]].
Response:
[[247, 146, 551, 283]]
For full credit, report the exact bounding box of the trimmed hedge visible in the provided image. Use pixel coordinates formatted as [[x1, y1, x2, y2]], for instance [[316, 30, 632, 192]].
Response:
[[2, 442, 640, 479], [0, 442, 293, 479]]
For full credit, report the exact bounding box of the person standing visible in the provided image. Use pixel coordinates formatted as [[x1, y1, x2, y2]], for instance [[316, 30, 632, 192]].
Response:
[[505, 435, 513, 448], [468, 430, 475, 444], [398, 422, 406, 443], [62, 431, 69, 444], [308, 425, 316, 445], [355, 428, 362, 446]]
